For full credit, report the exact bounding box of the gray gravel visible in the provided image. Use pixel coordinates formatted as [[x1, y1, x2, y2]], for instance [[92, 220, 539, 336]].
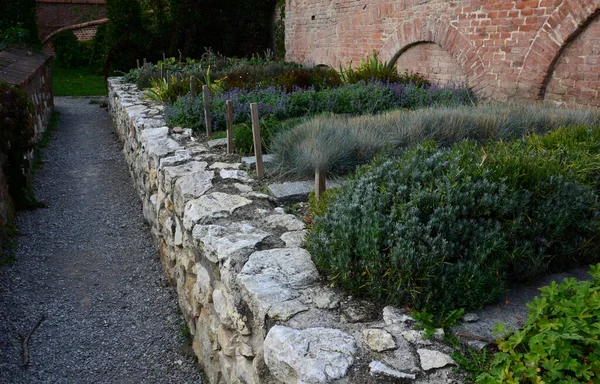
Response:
[[0, 97, 203, 384]]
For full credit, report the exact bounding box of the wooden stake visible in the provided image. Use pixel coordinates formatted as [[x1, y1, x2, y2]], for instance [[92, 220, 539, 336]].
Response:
[[190, 76, 196, 97], [202, 85, 212, 137], [162, 52, 166, 63], [166, 70, 170, 87], [136, 58, 140, 68], [143, 58, 147, 67], [226, 100, 234, 155], [315, 168, 326, 200], [250, 103, 264, 179], [160, 62, 165, 79]]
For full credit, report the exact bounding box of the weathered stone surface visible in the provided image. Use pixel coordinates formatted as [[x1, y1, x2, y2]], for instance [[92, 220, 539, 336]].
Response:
[[210, 162, 241, 170], [173, 169, 214, 214], [159, 149, 192, 168], [382, 339, 421, 374], [264, 213, 305, 231], [161, 161, 209, 193], [238, 248, 318, 320], [268, 180, 342, 203], [183, 193, 252, 230], [281, 230, 307, 248], [264, 326, 357, 384], [417, 349, 456, 371], [383, 306, 413, 325], [267, 299, 309, 321], [220, 169, 251, 182], [401, 330, 432, 346], [242, 154, 275, 169], [342, 300, 379, 323], [311, 288, 340, 310], [140, 126, 180, 158], [207, 138, 227, 148], [369, 361, 416, 380], [234, 183, 253, 193], [193, 222, 268, 264], [363, 329, 396, 352]]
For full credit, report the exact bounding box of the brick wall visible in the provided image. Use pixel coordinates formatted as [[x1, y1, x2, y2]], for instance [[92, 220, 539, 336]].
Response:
[[37, 0, 106, 42], [285, 0, 600, 106], [395, 42, 467, 85]]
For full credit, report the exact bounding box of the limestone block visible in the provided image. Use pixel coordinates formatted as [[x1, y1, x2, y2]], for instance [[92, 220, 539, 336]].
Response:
[[280, 230, 307, 248], [195, 262, 213, 305], [383, 306, 413, 325], [183, 193, 252, 230], [193, 222, 268, 264], [160, 160, 209, 196], [264, 213, 305, 231], [210, 162, 241, 170], [369, 361, 416, 380], [362, 329, 396, 352], [159, 149, 192, 169], [220, 169, 251, 182], [417, 349, 456, 371], [173, 169, 214, 214], [238, 248, 319, 321], [139, 126, 180, 158], [264, 326, 356, 384]]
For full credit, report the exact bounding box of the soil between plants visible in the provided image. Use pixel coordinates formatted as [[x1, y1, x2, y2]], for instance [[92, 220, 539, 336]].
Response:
[[0, 97, 202, 384]]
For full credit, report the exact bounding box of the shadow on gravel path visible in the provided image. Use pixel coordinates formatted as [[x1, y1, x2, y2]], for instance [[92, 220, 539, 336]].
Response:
[[0, 97, 202, 384]]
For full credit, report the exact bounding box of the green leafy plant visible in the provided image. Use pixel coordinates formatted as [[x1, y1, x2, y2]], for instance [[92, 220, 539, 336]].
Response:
[[453, 348, 494, 383], [477, 264, 600, 383], [52, 30, 87, 68], [307, 127, 600, 313], [413, 308, 465, 338]]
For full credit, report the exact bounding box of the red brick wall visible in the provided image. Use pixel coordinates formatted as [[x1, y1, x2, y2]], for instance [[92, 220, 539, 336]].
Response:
[[37, 0, 106, 41], [544, 13, 600, 107], [395, 42, 467, 85], [285, 0, 600, 106]]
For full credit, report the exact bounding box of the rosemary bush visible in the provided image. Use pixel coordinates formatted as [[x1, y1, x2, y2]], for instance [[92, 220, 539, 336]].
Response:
[[307, 126, 600, 312]]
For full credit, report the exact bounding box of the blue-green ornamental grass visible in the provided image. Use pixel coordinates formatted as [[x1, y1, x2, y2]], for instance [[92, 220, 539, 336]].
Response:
[[307, 125, 600, 313]]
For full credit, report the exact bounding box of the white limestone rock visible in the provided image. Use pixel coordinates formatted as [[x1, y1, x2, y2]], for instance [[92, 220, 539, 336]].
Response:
[[140, 127, 180, 158], [363, 329, 397, 352], [207, 138, 227, 148], [369, 361, 416, 380], [192, 222, 268, 264], [173, 169, 214, 214], [238, 248, 319, 320], [401, 330, 432, 346], [210, 162, 241, 170], [383, 306, 413, 325], [234, 183, 253, 193], [220, 169, 251, 182], [264, 326, 356, 384], [462, 313, 480, 323], [417, 349, 456, 371], [159, 150, 192, 169], [264, 213, 305, 231], [161, 161, 208, 194], [183, 193, 252, 230], [280, 230, 307, 248]]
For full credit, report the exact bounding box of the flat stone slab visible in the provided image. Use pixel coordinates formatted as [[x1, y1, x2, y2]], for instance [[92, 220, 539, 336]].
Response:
[[241, 154, 275, 169], [237, 248, 319, 320], [183, 192, 252, 230], [268, 180, 342, 203], [264, 326, 357, 384], [369, 361, 416, 380], [207, 138, 227, 148]]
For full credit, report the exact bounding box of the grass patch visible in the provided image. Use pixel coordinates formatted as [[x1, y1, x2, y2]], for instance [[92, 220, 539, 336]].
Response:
[[52, 64, 106, 96]]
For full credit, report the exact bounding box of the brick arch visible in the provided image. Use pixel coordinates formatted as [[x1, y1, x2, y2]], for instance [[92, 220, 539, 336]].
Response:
[[380, 16, 485, 89], [517, 0, 600, 100]]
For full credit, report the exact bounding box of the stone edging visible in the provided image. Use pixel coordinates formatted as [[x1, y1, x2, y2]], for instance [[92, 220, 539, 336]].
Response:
[[107, 78, 466, 384]]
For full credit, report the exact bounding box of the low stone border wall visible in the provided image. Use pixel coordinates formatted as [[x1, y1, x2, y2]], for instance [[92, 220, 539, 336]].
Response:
[[108, 78, 465, 384]]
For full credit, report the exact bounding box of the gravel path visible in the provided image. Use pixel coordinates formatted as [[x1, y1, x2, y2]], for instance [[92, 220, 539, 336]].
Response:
[[0, 97, 202, 384]]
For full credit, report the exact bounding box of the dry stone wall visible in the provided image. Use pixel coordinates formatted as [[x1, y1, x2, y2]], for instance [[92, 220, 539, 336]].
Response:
[[285, 0, 600, 106], [108, 77, 475, 384]]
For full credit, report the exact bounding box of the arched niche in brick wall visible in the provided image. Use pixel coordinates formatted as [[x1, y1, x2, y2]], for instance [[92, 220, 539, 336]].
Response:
[[516, 0, 600, 101], [380, 17, 484, 91], [543, 12, 600, 107], [393, 42, 467, 86]]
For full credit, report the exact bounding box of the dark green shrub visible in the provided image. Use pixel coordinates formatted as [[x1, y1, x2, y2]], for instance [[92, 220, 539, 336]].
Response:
[[307, 128, 600, 312], [477, 264, 600, 383], [0, 0, 40, 49], [0, 83, 35, 209], [52, 30, 83, 67], [233, 117, 302, 156], [88, 23, 109, 74]]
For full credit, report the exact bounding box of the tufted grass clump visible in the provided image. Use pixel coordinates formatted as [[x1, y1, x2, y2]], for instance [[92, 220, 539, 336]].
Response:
[[477, 264, 600, 383], [307, 125, 600, 313], [273, 104, 600, 178]]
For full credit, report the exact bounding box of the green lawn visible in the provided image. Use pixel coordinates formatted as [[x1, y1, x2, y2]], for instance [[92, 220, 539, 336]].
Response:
[[52, 64, 107, 96]]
